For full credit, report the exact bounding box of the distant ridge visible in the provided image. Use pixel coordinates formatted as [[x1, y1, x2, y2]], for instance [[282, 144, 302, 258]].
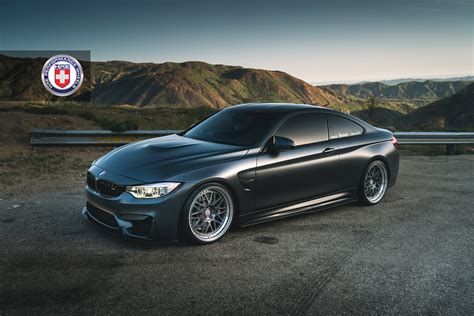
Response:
[[378, 76, 474, 86], [325, 80, 472, 100], [312, 76, 473, 86]]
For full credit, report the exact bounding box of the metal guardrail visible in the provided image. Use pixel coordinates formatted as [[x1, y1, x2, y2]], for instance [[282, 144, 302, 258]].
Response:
[[29, 129, 474, 154], [394, 132, 474, 145], [29, 128, 181, 146], [393, 132, 474, 154]]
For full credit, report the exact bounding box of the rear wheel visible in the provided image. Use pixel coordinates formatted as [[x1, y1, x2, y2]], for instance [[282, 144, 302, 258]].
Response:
[[182, 183, 234, 244], [359, 160, 388, 205]]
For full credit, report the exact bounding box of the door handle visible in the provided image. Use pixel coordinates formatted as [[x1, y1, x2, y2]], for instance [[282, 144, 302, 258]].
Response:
[[323, 147, 337, 155]]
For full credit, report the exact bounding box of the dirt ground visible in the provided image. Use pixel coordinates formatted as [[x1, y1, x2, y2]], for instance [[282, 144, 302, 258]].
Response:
[[0, 111, 101, 145], [0, 111, 109, 198]]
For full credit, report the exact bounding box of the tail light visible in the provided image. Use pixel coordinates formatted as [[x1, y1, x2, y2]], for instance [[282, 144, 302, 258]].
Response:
[[391, 136, 398, 148]]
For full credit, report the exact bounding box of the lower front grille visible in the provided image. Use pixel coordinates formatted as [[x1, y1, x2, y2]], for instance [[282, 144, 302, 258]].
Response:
[[87, 203, 119, 229], [130, 217, 153, 237]]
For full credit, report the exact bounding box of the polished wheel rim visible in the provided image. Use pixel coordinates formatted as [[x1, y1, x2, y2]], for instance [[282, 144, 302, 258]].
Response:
[[188, 186, 233, 242], [364, 162, 388, 203]]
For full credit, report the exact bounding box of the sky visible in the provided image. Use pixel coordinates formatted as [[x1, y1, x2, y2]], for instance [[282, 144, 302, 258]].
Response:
[[0, 0, 472, 83]]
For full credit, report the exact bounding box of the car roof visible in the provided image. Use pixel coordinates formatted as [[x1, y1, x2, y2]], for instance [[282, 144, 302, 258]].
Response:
[[227, 103, 373, 129], [229, 103, 336, 115]]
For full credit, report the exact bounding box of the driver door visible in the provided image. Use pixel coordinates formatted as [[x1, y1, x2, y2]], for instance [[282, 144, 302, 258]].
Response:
[[255, 114, 341, 210]]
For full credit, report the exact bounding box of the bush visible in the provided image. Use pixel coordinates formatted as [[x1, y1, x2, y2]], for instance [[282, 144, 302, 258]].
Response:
[[101, 119, 138, 132]]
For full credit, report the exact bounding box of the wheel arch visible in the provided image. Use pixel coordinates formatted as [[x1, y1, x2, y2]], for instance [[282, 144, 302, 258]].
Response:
[[176, 178, 240, 241]]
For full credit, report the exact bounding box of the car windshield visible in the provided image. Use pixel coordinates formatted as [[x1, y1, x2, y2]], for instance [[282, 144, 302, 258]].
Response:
[[184, 108, 279, 146]]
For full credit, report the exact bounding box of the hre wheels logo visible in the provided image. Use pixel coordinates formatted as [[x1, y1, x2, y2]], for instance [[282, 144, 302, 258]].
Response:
[[41, 54, 83, 97]]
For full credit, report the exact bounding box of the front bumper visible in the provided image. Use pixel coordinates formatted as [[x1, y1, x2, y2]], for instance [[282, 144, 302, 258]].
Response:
[[82, 204, 160, 241], [83, 168, 195, 242]]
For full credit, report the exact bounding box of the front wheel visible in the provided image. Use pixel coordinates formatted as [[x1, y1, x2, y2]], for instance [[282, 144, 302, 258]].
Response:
[[182, 183, 234, 244], [359, 160, 388, 205]]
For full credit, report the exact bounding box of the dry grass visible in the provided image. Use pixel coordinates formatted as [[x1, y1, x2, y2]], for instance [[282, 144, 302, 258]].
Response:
[[0, 102, 216, 131], [0, 111, 109, 198]]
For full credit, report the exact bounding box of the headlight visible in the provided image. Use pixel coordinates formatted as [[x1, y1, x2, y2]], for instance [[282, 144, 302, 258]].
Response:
[[125, 182, 180, 199]]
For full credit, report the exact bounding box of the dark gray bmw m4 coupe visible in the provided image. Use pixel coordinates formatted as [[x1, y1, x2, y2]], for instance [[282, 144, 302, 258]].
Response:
[[83, 103, 399, 244]]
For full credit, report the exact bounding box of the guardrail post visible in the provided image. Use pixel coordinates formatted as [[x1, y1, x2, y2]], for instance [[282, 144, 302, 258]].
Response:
[[446, 144, 454, 155]]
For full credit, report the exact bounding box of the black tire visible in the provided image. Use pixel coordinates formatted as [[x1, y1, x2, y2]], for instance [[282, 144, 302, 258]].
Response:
[[182, 182, 234, 244], [358, 160, 389, 205]]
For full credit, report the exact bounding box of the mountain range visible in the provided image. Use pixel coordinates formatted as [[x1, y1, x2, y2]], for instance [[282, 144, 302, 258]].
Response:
[[0, 54, 341, 107], [325, 80, 472, 100], [312, 76, 473, 86], [0, 53, 472, 131]]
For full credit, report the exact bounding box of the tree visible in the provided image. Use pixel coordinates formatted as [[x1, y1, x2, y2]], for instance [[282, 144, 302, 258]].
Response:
[[367, 96, 378, 121]]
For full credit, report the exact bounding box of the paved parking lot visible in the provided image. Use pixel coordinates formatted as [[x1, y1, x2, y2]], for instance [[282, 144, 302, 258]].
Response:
[[0, 155, 473, 314]]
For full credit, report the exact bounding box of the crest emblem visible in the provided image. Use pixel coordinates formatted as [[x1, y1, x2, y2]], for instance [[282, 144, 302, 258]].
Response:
[[54, 64, 71, 88], [98, 171, 106, 177], [41, 54, 83, 97]]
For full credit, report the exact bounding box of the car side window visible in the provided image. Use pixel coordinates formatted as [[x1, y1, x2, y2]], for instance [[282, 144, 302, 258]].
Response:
[[275, 114, 328, 146], [327, 115, 363, 140]]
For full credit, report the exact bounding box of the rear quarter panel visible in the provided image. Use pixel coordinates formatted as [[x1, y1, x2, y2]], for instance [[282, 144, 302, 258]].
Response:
[[335, 132, 399, 189]]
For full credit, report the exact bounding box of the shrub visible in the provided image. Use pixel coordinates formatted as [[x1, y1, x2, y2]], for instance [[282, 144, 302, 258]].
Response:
[[101, 119, 138, 132]]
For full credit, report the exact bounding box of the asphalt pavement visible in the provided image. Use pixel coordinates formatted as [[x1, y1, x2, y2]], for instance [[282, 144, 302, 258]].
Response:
[[0, 155, 473, 315]]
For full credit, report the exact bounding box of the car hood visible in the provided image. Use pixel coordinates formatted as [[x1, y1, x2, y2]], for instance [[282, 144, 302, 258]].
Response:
[[94, 134, 248, 182]]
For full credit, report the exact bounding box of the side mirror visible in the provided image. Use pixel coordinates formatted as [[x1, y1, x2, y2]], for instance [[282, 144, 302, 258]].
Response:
[[269, 136, 295, 151]]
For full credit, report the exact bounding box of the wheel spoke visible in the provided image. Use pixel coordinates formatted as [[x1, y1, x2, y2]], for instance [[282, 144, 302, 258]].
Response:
[[212, 195, 223, 207], [216, 209, 227, 215], [191, 206, 203, 214], [202, 192, 209, 204], [192, 218, 202, 229], [195, 199, 206, 207]]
